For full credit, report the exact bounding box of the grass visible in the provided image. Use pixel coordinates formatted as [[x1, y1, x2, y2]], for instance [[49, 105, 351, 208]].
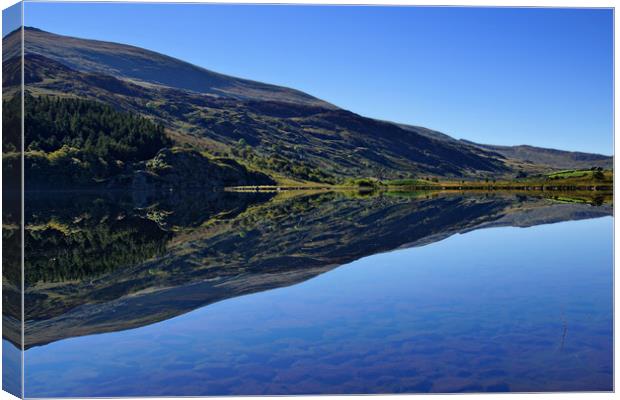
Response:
[[226, 168, 613, 194], [251, 163, 612, 190], [546, 170, 591, 179], [381, 169, 613, 191], [382, 178, 439, 186]]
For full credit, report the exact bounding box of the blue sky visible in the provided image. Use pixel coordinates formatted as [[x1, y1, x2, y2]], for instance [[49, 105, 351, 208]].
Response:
[[21, 3, 613, 155], [2, 1, 20, 36]]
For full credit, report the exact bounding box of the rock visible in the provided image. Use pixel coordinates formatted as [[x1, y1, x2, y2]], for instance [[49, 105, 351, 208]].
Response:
[[109, 148, 275, 190]]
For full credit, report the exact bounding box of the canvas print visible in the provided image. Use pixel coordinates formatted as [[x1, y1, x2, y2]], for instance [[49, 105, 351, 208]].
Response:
[[1, 2, 614, 397]]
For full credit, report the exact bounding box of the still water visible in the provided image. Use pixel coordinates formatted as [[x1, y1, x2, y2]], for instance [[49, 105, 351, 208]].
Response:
[[13, 192, 615, 396]]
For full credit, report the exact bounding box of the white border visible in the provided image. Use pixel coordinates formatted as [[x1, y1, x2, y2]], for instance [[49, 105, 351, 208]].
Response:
[[0, 1, 616, 400]]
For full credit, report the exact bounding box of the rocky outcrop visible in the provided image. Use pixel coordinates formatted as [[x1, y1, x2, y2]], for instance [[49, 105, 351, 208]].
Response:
[[109, 148, 275, 190]]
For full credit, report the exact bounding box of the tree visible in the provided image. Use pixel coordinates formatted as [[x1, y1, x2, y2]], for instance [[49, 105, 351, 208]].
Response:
[[22, 94, 172, 184]]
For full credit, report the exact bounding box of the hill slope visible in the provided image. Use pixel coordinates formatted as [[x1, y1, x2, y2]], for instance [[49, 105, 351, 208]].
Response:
[[3, 27, 612, 182], [4, 45, 510, 181], [4, 27, 333, 108]]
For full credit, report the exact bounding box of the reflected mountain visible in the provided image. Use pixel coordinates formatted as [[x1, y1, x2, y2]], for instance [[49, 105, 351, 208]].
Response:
[[2, 190, 21, 352], [17, 190, 611, 349]]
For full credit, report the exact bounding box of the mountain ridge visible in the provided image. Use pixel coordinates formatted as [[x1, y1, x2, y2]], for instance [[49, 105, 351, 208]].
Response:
[[4, 27, 336, 108]]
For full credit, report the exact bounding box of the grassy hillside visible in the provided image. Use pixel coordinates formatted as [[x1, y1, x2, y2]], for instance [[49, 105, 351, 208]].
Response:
[[2, 94, 274, 189], [377, 168, 612, 191]]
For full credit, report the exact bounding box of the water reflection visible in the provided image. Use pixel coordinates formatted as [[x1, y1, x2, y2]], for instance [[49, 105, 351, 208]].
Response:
[[20, 190, 613, 395]]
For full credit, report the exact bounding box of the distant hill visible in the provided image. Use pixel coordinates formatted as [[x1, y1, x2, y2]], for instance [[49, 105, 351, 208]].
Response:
[[461, 141, 613, 170], [397, 122, 613, 171], [2, 27, 612, 183]]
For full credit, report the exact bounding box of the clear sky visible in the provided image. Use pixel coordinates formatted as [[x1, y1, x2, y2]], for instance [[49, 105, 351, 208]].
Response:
[[21, 3, 613, 155], [2, 2, 20, 37]]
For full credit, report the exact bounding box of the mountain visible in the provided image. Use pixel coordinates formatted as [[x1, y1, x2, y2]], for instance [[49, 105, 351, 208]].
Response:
[[2, 27, 612, 184]]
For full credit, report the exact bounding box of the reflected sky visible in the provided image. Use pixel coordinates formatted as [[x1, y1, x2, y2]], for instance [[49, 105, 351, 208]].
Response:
[[24, 216, 613, 396], [2, 340, 21, 397]]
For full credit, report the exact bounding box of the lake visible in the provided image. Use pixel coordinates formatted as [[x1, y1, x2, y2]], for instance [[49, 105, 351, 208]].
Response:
[[5, 191, 614, 396]]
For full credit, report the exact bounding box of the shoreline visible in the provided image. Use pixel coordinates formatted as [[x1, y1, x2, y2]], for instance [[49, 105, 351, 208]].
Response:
[[225, 184, 613, 193]]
